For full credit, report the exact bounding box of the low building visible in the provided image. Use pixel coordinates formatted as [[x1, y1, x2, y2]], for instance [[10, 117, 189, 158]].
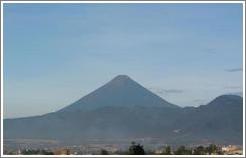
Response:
[[53, 148, 70, 155], [222, 145, 242, 155]]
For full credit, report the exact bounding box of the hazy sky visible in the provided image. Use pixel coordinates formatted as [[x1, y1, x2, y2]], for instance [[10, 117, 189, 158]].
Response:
[[3, 3, 243, 118]]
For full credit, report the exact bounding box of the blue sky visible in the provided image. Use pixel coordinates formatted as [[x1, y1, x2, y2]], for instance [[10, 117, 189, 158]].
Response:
[[3, 3, 243, 118]]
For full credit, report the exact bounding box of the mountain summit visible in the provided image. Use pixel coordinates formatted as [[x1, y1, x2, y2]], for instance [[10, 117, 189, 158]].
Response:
[[110, 74, 131, 83], [59, 75, 179, 112], [207, 95, 243, 107], [107, 75, 140, 88]]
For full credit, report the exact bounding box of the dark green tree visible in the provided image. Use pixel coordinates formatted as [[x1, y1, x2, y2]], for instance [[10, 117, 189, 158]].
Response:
[[162, 146, 172, 155], [21, 149, 53, 155], [100, 149, 109, 155], [128, 141, 145, 155], [174, 146, 192, 155], [193, 146, 206, 155], [206, 144, 218, 154]]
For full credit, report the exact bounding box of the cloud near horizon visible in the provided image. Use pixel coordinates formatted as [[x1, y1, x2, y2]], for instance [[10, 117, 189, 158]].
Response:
[[149, 88, 184, 95], [224, 86, 242, 89], [225, 68, 243, 72]]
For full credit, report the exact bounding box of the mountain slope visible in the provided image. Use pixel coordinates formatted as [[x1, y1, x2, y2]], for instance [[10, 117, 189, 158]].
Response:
[[3, 75, 243, 145], [171, 95, 243, 144], [59, 75, 179, 112]]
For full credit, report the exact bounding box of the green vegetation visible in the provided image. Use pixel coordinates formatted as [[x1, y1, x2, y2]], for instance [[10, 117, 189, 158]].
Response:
[[6, 143, 237, 155], [174, 145, 192, 155], [128, 141, 145, 155], [171, 144, 223, 155], [162, 146, 171, 155], [193, 145, 206, 155], [206, 144, 218, 154], [21, 149, 53, 155], [100, 149, 109, 155]]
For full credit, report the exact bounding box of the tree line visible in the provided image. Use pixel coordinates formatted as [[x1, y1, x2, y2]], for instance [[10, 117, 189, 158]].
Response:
[[15, 142, 223, 155], [102, 142, 222, 155]]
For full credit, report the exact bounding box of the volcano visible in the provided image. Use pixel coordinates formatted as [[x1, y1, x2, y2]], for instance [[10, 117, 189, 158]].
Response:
[[59, 75, 179, 112], [3, 75, 243, 145]]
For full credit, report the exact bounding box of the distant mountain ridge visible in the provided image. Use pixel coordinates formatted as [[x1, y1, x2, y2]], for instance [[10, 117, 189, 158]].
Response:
[[3, 75, 243, 145]]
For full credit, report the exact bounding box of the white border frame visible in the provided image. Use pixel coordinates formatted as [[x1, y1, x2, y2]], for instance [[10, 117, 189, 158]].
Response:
[[0, 1, 245, 157]]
